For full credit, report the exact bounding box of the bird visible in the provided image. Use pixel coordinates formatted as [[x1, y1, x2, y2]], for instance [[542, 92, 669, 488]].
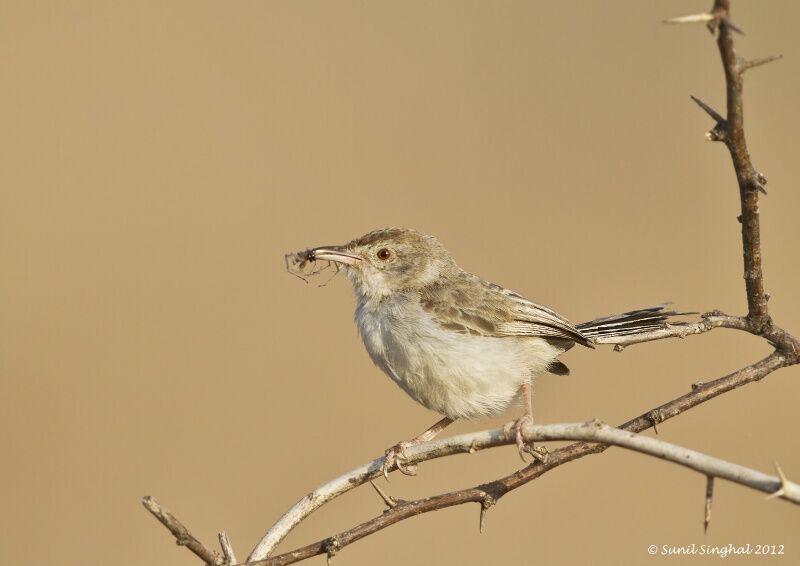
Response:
[[288, 227, 682, 478]]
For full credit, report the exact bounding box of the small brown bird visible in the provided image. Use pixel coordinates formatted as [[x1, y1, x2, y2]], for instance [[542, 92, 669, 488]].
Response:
[[289, 228, 680, 477]]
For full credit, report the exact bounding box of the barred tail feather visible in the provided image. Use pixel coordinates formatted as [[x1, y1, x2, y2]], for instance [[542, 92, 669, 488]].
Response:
[[576, 304, 691, 341]]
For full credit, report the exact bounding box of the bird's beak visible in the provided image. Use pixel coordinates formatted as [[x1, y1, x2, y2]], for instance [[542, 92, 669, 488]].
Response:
[[309, 245, 363, 266]]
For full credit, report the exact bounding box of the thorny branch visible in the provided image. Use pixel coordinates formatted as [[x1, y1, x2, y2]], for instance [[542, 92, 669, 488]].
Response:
[[255, 423, 799, 566], [142, 496, 221, 566], [145, 2, 799, 564], [714, 0, 771, 329]]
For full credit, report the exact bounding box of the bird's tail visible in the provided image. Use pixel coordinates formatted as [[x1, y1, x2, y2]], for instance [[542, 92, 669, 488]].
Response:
[[576, 304, 690, 342]]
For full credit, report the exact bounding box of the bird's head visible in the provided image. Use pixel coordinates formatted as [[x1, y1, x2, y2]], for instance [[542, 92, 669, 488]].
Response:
[[308, 228, 458, 301]]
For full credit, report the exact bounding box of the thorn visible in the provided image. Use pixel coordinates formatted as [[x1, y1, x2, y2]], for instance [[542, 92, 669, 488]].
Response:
[[613, 344, 625, 353], [766, 460, 788, 500], [690, 95, 725, 123], [479, 495, 496, 533], [750, 174, 768, 195], [737, 214, 743, 223], [765, 293, 771, 302], [775, 460, 789, 482], [664, 12, 715, 25], [469, 439, 479, 454], [704, 476, 714, 534], [741, 54, 783, 73], [648, 410, 662, 434], [369, 480, 398, 508]]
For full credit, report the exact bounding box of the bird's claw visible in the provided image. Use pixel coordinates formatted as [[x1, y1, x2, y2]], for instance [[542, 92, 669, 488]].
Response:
[[396, 459, 418, 476], [382, 442, 418, 480], [504, 415, 548, 463]]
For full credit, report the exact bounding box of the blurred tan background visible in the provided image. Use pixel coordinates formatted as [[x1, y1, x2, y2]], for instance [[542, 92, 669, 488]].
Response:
[[2, 1, 798, 565]]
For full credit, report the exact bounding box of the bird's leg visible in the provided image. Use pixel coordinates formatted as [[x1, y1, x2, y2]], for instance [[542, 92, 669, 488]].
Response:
[[382, 416, 454, 480], [503, 381, 548, 463]]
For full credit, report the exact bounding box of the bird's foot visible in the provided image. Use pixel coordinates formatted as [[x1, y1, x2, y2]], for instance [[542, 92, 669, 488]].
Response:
[[379, 417, 455, 480], [503, 415, 548, 463], [382, 440, 419, 480]]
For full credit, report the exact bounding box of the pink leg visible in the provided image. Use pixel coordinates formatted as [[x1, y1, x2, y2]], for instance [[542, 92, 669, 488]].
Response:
[[503, 381, 547, 463], [382, 416, 455, 479]]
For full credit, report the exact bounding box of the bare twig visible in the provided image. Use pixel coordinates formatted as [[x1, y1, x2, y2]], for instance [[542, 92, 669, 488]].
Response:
[[711, 0, 769, 328], [592, 312, 745, 349], [142, 496, 220, 565], [251, 418, 799, 566], [689, 2, 800, 360], [246, 459, 386, 561], [219, 532, 237, 566]]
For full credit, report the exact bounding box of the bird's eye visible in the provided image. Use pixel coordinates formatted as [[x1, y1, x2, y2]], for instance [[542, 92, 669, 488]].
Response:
[[376, 248, 392, 261]]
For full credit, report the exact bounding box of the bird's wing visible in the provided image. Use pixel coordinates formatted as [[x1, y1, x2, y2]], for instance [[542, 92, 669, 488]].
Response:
[[419, 274, 592, 347]]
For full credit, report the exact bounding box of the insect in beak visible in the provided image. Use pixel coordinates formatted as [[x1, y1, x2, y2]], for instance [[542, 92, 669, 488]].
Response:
[[307, 246, 363, 266]]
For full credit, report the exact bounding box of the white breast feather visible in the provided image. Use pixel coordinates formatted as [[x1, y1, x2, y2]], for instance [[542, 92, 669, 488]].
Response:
[[355, 295, 561, 419]]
